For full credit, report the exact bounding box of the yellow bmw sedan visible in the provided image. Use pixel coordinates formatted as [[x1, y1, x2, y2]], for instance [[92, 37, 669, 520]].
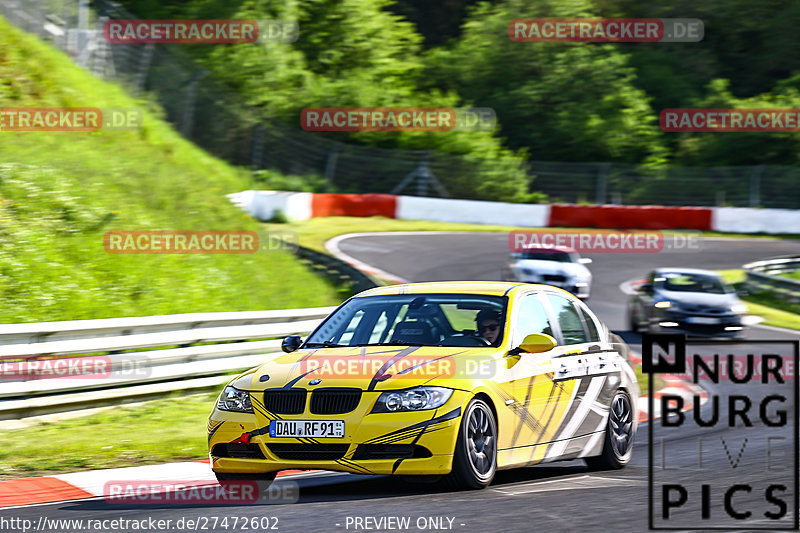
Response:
[[208, 281, 639, 490]]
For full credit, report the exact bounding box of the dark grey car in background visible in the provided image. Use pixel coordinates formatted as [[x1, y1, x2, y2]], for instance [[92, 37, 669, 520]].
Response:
[[627, 268, 748, 337]]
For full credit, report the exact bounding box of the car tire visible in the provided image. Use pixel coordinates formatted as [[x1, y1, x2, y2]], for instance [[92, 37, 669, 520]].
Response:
[[444, 397, 497, 490], [586, 390, 634, 470], [215, 471, 277, 489], [627, 307, 639, 333]]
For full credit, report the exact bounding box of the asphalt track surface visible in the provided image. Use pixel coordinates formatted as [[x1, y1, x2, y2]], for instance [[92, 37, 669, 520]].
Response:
[[3, 233, 799, 533]]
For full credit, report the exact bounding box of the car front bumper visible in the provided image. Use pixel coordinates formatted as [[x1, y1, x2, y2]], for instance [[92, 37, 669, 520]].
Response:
[[653, 313, 744, 337], [208, 391, 467, 476]]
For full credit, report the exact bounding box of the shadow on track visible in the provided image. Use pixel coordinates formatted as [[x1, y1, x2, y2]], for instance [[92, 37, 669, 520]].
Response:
[[60, 461, 641, 511]]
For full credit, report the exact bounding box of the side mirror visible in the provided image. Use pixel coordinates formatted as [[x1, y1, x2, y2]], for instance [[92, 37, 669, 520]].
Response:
[[516, 333, 558, 354], [578, 257, 592, 265], [281, 335, 303, 353]]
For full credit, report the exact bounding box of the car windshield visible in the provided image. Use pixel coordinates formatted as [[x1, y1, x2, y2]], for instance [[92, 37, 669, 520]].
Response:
[[517, 251, 573, 262], [655, 272, 733, 294], [305, 293, 507, 348]]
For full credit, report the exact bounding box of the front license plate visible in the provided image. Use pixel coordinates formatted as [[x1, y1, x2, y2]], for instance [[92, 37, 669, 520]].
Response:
[[269, 420, 345, 438], [686, 316, 720, 325]]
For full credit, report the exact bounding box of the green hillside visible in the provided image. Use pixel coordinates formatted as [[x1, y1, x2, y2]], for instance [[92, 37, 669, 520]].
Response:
[[0, 17, 341, 322]]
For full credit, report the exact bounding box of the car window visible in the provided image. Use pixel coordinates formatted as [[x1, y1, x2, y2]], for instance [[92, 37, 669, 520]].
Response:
[[367, 310, 390, 344], [655, 272, 732, 294], [512, 294, 555, 347], [518, 251, 572, 262], [339, 310, 365, 344], [306, 294, 507, 347], [546, 294, 588, 345], [440, 304, 479, 331], [576, 305, 600, 342]]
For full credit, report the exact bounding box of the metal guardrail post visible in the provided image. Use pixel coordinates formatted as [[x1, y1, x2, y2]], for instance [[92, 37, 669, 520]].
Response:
[[749, 165, 763, 207], [596, 162, 609, 204]]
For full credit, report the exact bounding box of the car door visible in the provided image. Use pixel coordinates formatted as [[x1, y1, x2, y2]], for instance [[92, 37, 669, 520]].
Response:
[[541, 293, 619, 461], [502, 291, 578, 466]]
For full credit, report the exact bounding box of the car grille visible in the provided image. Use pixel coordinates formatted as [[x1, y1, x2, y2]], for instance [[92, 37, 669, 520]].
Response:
[[267, 444, 350, 460], [679, 304, 726, 314], [211, 443, 266, 459], [352, 444, 432, 460], [263, 389, 306, 414], [310, 388, 362, 415], [542, 274, 567, 283]]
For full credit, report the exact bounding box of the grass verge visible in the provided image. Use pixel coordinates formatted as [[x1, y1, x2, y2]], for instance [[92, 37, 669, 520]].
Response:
[[781, 270, 800, 282], [285, 216, 522, 252], [0, 16, 344, 322], [0, 392, 219, 480], [717, 270, 800, 330]]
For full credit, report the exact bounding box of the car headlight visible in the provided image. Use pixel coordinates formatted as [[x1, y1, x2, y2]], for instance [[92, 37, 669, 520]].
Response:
[[654, 301, 672, 309], [730, 303, 748, 314], [372, 387, 453, 413], [521, 268, 535, 276], [217, 386, 254, 413]]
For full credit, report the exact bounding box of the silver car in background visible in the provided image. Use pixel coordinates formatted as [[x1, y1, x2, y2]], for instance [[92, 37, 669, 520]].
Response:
[[503, 244, 593, 299]]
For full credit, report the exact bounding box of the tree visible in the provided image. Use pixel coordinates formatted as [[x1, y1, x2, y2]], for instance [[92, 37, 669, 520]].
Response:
[[420, 0, 667, 165]]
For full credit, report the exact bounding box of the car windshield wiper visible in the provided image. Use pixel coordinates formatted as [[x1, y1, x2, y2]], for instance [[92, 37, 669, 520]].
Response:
[[354, 342, 426, 347], [304, 341, 347, 348]]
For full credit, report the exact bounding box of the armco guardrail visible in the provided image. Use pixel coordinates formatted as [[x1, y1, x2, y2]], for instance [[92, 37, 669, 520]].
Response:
[[293, 244, 379, 294], [0, 307, 335, 420], [743, 255, 800, 303], [0, 308, 335, 345]]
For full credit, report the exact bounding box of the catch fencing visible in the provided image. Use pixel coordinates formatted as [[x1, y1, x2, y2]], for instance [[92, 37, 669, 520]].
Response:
[[2, 0, 800, 207]]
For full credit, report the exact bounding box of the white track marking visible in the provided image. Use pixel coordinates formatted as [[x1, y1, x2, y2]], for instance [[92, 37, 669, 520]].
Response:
[[325, 233, 411, 283], [492, 474, 644, 496]]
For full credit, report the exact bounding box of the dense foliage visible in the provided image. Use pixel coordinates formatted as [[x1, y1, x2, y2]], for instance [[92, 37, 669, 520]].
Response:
[[117, 0, 800, 193]]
